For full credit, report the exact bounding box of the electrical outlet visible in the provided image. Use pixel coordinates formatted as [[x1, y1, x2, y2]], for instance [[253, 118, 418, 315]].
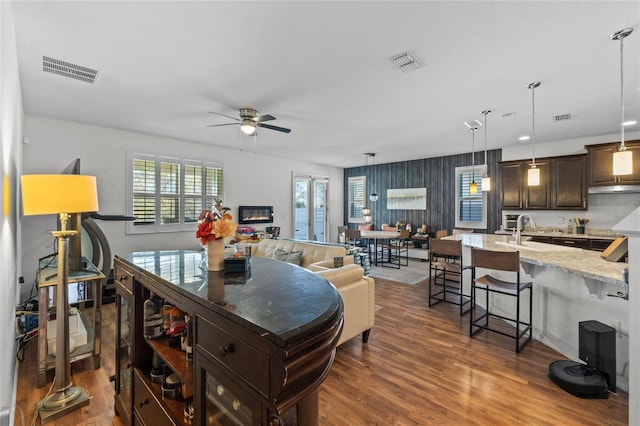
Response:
[[557, 217, 565, 225]]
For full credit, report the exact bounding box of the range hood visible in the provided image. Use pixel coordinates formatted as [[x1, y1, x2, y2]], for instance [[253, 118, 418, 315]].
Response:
[[588, 185, 640, 194]]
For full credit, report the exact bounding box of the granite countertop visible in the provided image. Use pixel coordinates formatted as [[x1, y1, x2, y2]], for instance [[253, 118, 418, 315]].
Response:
[[446, 233, 627, 287]]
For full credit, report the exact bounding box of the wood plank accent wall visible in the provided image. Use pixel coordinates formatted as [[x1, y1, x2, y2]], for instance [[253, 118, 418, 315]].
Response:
[[344, 149, 502, 235]]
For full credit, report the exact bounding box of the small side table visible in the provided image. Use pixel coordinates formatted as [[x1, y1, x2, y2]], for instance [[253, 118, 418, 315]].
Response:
[[411, 234, 430, 249], [37, 256, 105, 387]]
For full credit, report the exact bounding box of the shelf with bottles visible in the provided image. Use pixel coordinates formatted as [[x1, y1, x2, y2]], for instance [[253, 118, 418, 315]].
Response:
[[141, 292, 195, 423]]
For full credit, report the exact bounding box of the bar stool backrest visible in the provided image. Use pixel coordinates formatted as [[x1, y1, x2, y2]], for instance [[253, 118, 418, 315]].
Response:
[[471, 248, 520, 272], [430, 238, 462, 258], [344, 228, 362, 245]]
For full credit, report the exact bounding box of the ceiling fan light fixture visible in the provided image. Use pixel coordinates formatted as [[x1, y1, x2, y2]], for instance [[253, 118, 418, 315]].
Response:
[[240, 119, 256, 135]]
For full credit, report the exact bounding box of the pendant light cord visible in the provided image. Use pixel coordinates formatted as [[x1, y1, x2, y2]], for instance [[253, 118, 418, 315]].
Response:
[[619, 33, 625, 150], [531, 85, 536, 167]]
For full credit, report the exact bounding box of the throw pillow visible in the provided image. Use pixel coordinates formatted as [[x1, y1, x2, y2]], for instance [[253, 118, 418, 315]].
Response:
[[274, 249, 303, 266]]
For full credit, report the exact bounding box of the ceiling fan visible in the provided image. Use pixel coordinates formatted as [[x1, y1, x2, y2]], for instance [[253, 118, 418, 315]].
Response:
[[206, 107, 292, 136]]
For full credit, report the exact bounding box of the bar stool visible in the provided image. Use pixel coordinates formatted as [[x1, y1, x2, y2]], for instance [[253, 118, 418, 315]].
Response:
[[469, 247, 532, 353], [428, 238, 471, 315]]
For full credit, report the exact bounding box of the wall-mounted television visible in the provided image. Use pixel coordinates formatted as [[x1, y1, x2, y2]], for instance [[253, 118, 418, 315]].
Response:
[[238, 206, 274, 224]]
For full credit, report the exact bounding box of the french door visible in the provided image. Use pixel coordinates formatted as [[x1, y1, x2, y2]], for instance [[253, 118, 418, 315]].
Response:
[[294, 173, 329, 242]]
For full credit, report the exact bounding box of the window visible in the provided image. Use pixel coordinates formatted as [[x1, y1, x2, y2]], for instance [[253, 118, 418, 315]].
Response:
[[347, 176, 366, 223], [454, 166, 487, 229], [127, 153, 224, 234]]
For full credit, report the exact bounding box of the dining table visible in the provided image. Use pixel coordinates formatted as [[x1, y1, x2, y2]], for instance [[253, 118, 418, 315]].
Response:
[[360, 229, 401, 267]]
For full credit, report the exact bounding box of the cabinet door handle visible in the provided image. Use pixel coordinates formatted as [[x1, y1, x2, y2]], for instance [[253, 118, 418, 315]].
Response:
[[564, 240, 575, 244], [218, 344, 234, 358], [138, 399, 149, 408], [118, 275, 127, 282]]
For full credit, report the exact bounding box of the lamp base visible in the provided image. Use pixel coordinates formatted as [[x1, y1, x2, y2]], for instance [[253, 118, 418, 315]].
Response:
[[38, 386, 89, 424]]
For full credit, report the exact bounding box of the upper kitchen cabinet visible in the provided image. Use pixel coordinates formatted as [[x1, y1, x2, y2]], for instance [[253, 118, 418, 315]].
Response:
[[552, 154, 588, 209], [586, 140, 640, 186], [500, 154, 587, 210]]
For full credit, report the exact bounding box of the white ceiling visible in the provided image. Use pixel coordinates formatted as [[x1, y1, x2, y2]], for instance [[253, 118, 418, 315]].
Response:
[[12, 1, 640, 168]]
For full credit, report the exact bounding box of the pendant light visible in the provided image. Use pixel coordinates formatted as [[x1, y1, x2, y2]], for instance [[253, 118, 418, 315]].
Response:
[[481, 110, 491, 191], [469, 126, 478, 194], [367, 153, 379, 201], [362, 153, 372, 223], [611, 28, 633, 175], [527, 81, 541, 186]]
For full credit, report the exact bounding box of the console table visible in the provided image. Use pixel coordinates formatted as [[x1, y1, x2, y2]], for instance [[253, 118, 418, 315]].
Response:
[[113, 251, 343, 426]]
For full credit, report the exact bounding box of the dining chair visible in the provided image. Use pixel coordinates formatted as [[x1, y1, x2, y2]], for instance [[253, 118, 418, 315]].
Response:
[[469, 247, 533, 353]]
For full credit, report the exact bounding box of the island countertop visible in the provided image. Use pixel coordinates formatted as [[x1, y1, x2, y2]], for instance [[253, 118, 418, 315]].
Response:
[[445, 233, 627, 287]]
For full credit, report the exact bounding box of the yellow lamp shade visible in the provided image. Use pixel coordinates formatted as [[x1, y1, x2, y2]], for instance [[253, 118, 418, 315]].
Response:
[[528, 167, 540, 186], [469, 181, 478, 194], [481, 176, 491, 192], [21, 175, 99, 216], [613, 149, 633, 175]]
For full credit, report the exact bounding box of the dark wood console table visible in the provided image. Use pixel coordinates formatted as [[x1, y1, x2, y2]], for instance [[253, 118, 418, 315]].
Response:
[[113, 251, 343, 426]]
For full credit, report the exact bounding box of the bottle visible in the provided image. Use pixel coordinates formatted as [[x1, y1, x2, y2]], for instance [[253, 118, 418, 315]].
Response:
[[185, 315, 193, 363], [143, 292, 163, 339], [162, 301, 172, 331]]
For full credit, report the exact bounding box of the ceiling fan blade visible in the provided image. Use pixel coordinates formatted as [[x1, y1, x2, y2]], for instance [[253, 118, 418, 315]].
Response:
[[205, 122, 239, 128], [258, 123, 292, 133], [208, 111, 241, 122], [253, 114, 276, 123]]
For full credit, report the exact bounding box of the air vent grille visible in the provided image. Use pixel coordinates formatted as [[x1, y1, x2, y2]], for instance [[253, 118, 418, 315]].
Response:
[[42, 56, 98, 84], [390, 51, 422, 73], [553, 113, 572, 122]]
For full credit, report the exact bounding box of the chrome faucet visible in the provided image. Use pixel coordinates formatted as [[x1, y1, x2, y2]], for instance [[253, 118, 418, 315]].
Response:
[[515, 214, 536, 245]]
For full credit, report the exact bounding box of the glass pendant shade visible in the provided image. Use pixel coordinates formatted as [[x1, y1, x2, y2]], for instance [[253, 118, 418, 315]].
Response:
[[469, 181, 478, 194], [482, 176, 491, 192], [362, 206, 370, 216], [528, 167, 540, 186], [613, 149, 633, 175], [369, 193, 379, 202]]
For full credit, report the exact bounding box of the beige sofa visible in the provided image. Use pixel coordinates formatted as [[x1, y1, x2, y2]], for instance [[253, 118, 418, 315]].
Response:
[[251, 239, 375, 346]]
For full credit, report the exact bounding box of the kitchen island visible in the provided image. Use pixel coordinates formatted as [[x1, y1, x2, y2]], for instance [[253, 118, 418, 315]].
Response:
[[445, 233, 629, 391]]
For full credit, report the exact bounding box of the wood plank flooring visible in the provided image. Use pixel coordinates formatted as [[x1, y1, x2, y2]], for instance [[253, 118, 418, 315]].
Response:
[[15, 277, 628, 425]]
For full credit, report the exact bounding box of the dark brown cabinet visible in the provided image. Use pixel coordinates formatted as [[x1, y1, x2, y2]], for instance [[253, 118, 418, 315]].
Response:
[[500, 155, 586, 210], [113, 252, 343, 426], [529, 235, 614, 251], [586, 140, 640, 186], [552, 155, 588, 209]]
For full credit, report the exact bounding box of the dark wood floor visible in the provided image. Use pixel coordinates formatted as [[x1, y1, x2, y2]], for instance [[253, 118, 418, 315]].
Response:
[[15, 277, 628, 425]]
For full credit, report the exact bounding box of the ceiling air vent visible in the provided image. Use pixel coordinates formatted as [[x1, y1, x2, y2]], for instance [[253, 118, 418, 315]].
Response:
[[553, 113, 572, 123], [42, 56, 99, 84], [390, 51, 422, 73]]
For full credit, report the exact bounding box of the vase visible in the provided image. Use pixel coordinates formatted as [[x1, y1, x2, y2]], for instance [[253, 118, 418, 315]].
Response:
[[207, 238, 225, 271]]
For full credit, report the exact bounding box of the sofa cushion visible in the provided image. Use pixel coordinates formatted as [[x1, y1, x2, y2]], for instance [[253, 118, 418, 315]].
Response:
[[274, 248, 303, 266]]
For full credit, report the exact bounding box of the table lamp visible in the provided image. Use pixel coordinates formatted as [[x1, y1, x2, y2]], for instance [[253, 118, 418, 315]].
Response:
[[21, 174, 99, 422]]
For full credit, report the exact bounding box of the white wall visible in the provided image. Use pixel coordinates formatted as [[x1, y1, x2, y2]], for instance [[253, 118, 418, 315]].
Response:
[[501, 131, 640, 231], [0, 1, 24, 423], [21, 115, 344, 301]]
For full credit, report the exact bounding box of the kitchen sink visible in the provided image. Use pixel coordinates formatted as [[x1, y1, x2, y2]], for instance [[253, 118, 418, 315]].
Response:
[[494, 240, 578, 252]]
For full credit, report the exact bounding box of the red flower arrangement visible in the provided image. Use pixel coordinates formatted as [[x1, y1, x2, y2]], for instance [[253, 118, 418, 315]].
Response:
[[196, 198, 238, 245]]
